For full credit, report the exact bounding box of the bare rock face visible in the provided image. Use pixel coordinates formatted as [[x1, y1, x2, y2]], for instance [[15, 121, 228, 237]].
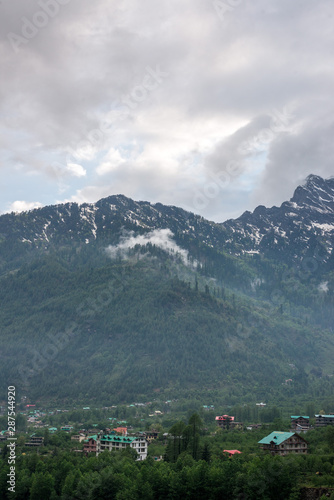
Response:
[[222, 175, 334, 264]]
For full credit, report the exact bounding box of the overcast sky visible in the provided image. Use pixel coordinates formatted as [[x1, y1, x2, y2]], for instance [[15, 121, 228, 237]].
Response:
[[1, 0, 333, 222]]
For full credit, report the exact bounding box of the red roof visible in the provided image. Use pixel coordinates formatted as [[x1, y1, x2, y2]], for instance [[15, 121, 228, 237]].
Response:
[[223, 450, 242, 455], [113, 427, 127, 435], [215, 415, 235, 421]]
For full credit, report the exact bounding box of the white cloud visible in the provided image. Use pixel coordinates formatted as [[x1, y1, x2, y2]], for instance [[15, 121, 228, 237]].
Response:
[[106, 228, 191, 264], [66, 163, 87, 178], [8, 200, 42, 213], [96, 148, 126, 175]]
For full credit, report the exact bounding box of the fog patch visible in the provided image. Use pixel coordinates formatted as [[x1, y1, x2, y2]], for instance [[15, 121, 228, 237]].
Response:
[[318, 281, 329, 293], [106, 228, 192, 265]]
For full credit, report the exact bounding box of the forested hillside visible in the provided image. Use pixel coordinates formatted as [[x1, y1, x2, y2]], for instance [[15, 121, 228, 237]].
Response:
[[0, 176, 334, 405]]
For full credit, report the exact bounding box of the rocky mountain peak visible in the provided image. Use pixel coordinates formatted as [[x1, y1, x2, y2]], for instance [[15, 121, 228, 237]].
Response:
[[222, 175, 334, 261], [290, 174, 334, 214], [1, 174, 333, 270]]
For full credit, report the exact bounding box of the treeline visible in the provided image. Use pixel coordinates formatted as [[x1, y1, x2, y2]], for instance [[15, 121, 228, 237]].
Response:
[[1, 413, 334, 499], [1, 437, 334, 499]]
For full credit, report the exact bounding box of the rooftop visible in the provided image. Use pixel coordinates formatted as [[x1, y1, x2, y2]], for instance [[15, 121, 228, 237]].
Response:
[[84, 435, 98, 442], [258, 432, 295, 446], [100, 435, 137, 444], [215, 415, 235, 421]]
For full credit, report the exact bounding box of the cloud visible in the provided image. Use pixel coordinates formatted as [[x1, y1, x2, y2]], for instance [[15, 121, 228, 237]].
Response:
[[1, 0, 334, 220], [8, 200, 42, 213], [96, 148, 126, 175], [106, 228, 191, 264], [251, 108, 334, 210], [66, 163, 87, 178]]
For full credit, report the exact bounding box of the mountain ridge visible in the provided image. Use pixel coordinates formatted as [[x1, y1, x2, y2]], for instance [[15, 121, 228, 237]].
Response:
[[222, 174, 334, 262], [1, 175, 334, 265], [0, 174, 334, 404]]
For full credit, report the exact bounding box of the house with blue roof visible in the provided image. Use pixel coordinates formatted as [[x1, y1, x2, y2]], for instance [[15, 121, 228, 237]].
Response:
[[258, 431, 308, 456]]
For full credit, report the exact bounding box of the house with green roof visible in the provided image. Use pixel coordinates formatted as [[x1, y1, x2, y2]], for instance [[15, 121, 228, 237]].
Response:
[[315, 414, 334, 427], [83, 435, 98, 455], [96, 434, 148, 460], [258, 431, 308, 456], [61, 426, 73, 432], [290, 416, 310, 432]]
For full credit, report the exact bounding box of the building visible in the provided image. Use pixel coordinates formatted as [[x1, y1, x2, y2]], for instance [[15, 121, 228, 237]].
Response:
[[216, 415, 234, 429], [113, 427, 127, 436], [215, 415, 243, 430], [224, 449, 242, 457], [96, 434, 148, 460], [0, 430, 8, 441], [246, 424, 262, 431], [71, 434, 86, 443], [83, 435, 97, 455], [25, 436, 44, 447], [315, 414, 334, 427], [290, 416, 310, 432], [144, 431, 159, 443], [258, 431, 308, 456]]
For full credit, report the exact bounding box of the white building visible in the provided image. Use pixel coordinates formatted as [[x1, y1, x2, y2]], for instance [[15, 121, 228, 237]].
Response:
[[96, 434, 148, 460]]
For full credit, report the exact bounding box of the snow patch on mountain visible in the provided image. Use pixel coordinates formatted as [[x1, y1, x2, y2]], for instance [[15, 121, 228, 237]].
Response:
[[312, 223, 334, 233]]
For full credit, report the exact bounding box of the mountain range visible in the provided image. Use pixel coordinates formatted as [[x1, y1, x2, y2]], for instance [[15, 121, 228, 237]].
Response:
[[0, 174, 333, 407]]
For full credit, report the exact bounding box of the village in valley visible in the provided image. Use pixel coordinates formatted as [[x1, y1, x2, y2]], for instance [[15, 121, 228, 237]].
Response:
[[1, 398, 333, 461], [1, 396, 334, 498]]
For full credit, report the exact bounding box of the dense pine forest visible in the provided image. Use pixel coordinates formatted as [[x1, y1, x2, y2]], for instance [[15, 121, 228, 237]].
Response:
[[0, 240, 333, 407]]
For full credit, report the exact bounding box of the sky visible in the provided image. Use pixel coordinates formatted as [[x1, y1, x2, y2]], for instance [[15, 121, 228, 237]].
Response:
[[1, 0, 334, 222]]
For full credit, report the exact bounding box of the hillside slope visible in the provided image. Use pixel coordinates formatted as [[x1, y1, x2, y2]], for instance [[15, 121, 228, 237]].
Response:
[[0, 175, 333, 404]]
